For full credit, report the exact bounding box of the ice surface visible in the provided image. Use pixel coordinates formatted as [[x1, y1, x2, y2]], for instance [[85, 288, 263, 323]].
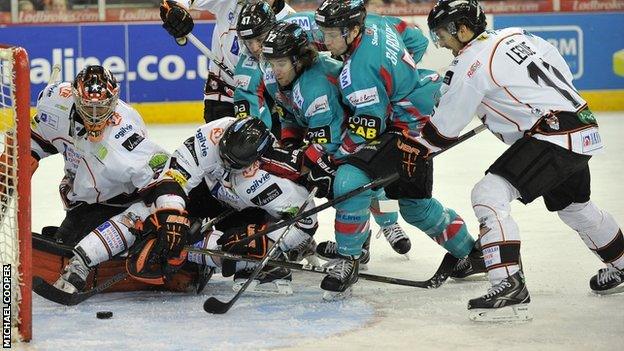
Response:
[[24, 114, 624, 350]]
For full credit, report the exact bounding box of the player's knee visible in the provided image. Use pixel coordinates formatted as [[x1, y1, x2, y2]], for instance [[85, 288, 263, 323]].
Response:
[[471, 174, 514, 229], [333, 164, 372, 211]]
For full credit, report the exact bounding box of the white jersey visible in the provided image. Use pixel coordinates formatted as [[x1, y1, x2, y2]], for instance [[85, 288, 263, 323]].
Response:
[[174, 0, 294, 92], [31, 82, 168, 208], [161, 117, 316, 226], [426, 27, 602, 155]]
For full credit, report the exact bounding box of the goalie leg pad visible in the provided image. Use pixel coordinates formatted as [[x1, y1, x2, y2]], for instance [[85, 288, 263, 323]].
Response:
[[73, 203, 150, 266]]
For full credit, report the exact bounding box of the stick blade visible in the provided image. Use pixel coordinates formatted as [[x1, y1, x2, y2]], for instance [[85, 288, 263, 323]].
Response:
[[203, 297, 231, 314]]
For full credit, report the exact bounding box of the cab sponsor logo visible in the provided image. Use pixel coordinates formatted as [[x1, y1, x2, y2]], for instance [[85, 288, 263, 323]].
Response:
[[581, 129, 602, 153], [346, 87, 380, 108], [348, 114, 380, 140], [305, 95, 329, 117], [306, 125, 331, 144], [246, 171, 270, 194], [285, 16, 312, 30]]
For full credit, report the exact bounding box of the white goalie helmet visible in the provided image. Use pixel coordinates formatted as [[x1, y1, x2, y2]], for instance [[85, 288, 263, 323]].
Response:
[[72, 65, 120, 142]]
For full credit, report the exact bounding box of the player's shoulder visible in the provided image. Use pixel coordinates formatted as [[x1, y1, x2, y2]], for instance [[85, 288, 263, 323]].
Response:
[[34, 82, 74, 135], [195, 117, 234, 150], [105, 101, 151, 152], [36, 82, 74, 116]]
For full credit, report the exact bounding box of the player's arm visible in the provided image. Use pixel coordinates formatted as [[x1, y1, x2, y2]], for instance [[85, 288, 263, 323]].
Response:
[[233, 61, 273, 128], [415, 65, 485, 152]]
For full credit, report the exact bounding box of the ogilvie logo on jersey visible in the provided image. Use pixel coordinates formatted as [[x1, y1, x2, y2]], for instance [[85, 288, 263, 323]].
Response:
[[114, 124, 133, 139], [196, 130, 208, 156], [246, 172, 270, 194]]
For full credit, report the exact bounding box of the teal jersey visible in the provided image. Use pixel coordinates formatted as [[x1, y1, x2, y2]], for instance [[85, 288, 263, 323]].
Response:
[[338, 20, 442, 149], [233, 52, 274, 129], [264, 54, 348, 156], [283, 11, 429, 64]]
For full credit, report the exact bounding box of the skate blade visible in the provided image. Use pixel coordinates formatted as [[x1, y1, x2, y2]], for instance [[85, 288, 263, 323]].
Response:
[[469, 304, 532, 322], [322, 287, 353, 302], [451, 273, 488, 282], [359, 263, 368, 271], [232, 279, 293, 295], [592, 284, 624, 295]]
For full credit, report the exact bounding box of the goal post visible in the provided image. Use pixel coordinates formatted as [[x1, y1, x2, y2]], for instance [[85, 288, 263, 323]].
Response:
[[0, 44, 32, 343]]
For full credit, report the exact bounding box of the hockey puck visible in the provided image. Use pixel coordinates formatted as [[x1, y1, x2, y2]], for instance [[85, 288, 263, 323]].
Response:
[[96, 311, 113, 319]]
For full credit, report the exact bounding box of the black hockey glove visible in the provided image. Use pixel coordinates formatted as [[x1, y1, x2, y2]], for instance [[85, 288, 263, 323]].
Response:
[[396, 132, 430, 181], [160, 0, 194, 41], [303, 144, 336, 199], [217, 223, 272, 277], [145, 208, 191, 259], [126, 209, 190, 285]]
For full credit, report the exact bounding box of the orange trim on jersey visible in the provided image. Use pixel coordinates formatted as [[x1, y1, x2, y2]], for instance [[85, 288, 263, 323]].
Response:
[[82, 157, 102, 203], [481, 101, 521, 131], [473, 203, 507, 242], [488, 33, 522, 87], [487, 33, 535, 111]]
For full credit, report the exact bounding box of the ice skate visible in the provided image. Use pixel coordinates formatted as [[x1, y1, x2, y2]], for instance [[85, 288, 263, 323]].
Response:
[[451, 247, 487, 281], [376, 223, 411, 257], [468, 271, 532, 322], [590, 267, 624, 295], [233, 265, 293, 295], [52, 256, 90, 294], [321, 256, 359, 301]]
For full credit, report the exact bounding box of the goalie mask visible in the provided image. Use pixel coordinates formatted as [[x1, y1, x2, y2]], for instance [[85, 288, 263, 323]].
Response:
[[72, 65, 120, 142]]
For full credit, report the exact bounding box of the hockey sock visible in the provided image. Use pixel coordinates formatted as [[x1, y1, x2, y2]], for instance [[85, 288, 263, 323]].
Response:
[[399, 198, 474, 258]]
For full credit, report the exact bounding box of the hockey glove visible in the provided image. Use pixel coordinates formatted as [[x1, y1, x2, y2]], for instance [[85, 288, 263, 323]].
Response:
[[260, 145, 304, 181], [160, 0, 194, 41], [145, 208, 191, 260], [217, 223, 272, 276], [303, 144, 337, 199], [396, 132, 430, 180]]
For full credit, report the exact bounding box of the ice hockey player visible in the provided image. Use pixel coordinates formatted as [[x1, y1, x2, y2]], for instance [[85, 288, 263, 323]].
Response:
[[401, 0, 624, 321], [306, 0, 483, 300], [159, 0, 294, 123], [31, 65, 170, 293], [232, 1, 283, 137], [131, 117, 319, 294], [259, 21, 412, 267]]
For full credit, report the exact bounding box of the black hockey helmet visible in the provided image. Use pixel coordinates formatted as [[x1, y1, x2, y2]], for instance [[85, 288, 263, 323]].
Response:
[[219, 117, 272, 170], [262, 21, 309, 60], [427, 0, 487, 45], [237, 1, 276, 40], [315, 0, 366, 29]]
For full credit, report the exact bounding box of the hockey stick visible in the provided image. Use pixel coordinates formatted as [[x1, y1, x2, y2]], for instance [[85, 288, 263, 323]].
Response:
[[186, 246, 458, 289], [203, 187, 319, 314], [232, 124, 488, 249], [32, 210, 231, 305], [177, 33, 235, 78]]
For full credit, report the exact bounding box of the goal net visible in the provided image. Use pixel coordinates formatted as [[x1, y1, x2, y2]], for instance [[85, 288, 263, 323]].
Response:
[[0, 44, 32, 343]]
